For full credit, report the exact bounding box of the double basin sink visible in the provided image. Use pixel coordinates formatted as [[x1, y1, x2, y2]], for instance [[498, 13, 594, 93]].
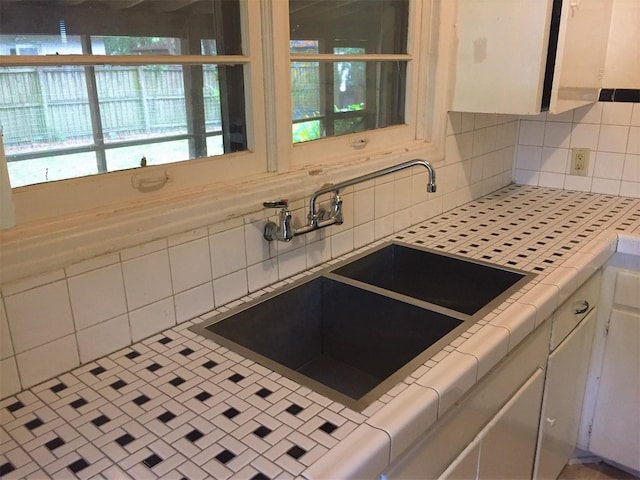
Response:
[[190, 242, 534, 411]]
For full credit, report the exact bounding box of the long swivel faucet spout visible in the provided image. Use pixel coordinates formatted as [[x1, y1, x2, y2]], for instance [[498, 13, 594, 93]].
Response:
[[263, 159, 436, 241], [309, 159, 436, 224]]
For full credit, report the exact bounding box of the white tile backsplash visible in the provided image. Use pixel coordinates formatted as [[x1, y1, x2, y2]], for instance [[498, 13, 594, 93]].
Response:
[[76, 314, 131, 363], [68, 264, 127, 330], [15, 334, 79, 389], [4, 280, 74, 354], [168, 237, 212, 294], [210, 226, 247, 279], [122, 250, 173, 310], [515, 102, 640, 197], [129, 297, 176, 343], [0, 301, 13, 360]]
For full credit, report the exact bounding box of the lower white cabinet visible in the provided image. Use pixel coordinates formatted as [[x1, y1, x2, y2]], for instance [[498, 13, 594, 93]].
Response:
[[439, 369, 545, 480], [534, 308, 597, 480], [584, 253, 640, 473], [382, 321, 550, 480], [476, 369, 545, 480]]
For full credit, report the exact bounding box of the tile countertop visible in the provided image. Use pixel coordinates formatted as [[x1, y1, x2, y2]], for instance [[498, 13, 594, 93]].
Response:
[[1, 185, 639, 480]]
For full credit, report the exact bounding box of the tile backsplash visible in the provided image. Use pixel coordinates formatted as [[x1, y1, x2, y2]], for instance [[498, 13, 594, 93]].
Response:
[[0, 112, 518, 398], [514, 102, 640, 197]]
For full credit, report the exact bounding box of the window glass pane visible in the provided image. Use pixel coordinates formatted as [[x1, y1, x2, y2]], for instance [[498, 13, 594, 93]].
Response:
[[1, 64, 247, 187], [289, 0, 409, 144], [291, 61, 406, 143], [0, 0, 242, 56], [289, 0, 408, 54]]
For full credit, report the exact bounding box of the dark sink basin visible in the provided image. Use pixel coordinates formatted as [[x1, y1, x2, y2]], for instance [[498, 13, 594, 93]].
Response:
[[330, 243, 533, 317], [190, 242, 534, 411], [190, 276, 463, 410]]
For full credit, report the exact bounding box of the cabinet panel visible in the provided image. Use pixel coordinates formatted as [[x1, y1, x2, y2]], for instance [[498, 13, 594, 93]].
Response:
[[452, 0, 553, 114], [551, 0, 614, 112], [477, 368, 545, 480], [438, 439, 480, 480], [535, 309, 597, 480], [382, 321, 550, 480], [589, 308, 640, 472], [452, 0, 613, 114]]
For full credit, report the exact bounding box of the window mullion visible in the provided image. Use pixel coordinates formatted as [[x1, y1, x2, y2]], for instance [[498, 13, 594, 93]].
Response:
[[80, 35, 107, 174]]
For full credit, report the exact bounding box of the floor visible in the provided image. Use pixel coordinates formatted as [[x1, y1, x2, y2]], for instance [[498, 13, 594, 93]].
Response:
[[558, 462, 640, 480]]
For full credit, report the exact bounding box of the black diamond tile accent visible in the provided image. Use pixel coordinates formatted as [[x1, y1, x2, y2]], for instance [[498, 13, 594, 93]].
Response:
[[91, 414, 110, 427], [68, 458, 89, 474], [125, 350, 141, 360], [215, 449, 235, 464], [147, 362, 162, 372], [70, 398, 88, 409], [110, 379, 127, 390], [251, 473, 270, 480], [253, 425, 272, 438], [158, 336, 172, 345], [115, 433, 135, 447], [185, 429, 204, 442], [0, 462, 15, 476], [179, 347, 194, 356], [223, 407, 239, 419], [286, 403, 303, 415], [202, 359, 217, 369], [7, 400, 24, 413], [45, 436, 65, 451], [143, 454, 162, 469], [157, 411, 176, 423], [51, 382, 67, 393], [169, 376, 185, 387], [319, 421, 338, 434], [287, 445, 306, 460], [25, 418, 44, 430], [228, 373, 244, 383], [255, 388, 272, 398], [133, 394, 150, 406], [90, 366, 106, 376], [195, 391, 212, 402]]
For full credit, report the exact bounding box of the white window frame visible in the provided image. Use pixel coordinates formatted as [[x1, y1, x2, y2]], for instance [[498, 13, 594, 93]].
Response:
[[1, 0, 268, 224], [0, 0, 456, 285]]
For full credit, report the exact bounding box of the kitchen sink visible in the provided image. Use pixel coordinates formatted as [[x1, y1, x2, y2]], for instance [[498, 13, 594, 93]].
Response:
[[330, 242, 533, 317], [190, 242, 534, 411]]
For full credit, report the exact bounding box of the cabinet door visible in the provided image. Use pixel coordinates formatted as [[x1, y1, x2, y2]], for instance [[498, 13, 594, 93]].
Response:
[[452, 0, 553, 114], [477, 368, 545, 480], [589, 308, 640, 472], [535, 309, 597, 480], [550, 0, 613, 112], [438, 438, 480, 480]]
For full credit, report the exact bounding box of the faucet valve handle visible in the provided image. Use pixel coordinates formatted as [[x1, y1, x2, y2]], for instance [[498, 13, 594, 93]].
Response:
[[263, 199, 289, 209]]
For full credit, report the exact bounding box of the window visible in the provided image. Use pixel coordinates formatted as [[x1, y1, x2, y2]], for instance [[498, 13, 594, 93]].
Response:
[[0, 0, 264, 191], [0, 0, 444, 227], [286, 0, 423, 165]]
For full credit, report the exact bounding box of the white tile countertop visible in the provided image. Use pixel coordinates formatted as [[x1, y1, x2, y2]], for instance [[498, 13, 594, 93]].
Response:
[[1, 185, 639, 479]]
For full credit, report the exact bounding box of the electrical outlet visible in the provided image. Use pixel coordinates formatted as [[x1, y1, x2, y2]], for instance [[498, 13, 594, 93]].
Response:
[[570, 148, 590, 176]]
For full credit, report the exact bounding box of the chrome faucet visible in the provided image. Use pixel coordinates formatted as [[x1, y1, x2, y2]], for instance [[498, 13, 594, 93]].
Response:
[[263, 159, 436, 242]]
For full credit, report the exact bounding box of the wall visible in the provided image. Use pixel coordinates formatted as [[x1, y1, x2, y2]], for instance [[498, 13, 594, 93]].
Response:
[[0, 112, 519, 398], [514, 102, 640, 197]]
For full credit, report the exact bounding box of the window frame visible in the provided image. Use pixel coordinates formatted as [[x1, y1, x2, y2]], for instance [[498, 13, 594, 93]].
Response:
[[0, 0, 456, 286], [1, 0, 268, 224]]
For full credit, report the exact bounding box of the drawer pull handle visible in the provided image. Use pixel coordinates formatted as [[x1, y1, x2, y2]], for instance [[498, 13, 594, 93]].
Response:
[[575, 301, 589, 315]]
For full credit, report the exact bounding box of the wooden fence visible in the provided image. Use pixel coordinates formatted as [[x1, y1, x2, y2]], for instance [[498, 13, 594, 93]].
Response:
[[0, 65, 221, 148]]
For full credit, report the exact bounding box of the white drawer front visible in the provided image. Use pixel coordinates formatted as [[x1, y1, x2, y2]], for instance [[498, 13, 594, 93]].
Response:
[[550, 271, 601, 351]]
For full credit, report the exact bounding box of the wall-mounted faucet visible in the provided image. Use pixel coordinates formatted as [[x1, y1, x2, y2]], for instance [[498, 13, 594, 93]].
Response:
[[263, 159, 436, 242]]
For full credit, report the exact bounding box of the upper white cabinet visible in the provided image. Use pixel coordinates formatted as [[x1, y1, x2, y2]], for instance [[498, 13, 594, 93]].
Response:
[[452, 0, 613, 115]]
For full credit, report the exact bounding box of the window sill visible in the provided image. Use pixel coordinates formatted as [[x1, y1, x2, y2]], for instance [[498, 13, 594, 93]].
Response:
[[0, 140, 443, 286]]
